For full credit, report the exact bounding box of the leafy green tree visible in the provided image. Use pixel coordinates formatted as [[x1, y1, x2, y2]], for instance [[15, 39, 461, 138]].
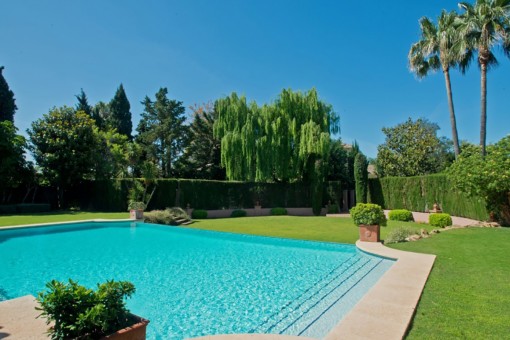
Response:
[[109, 84, 132, 139], [0, 66, 17, 122], [409, 11, 468, 157], [214, 88, 339, 215], [176, 103, 225, 180], [354, 152, 369, 203], [28, 107, 99, 207], [75, 89, 92, 117], [91, 101, 110, 130], [326, 138, 349, 182], [94, 129, 130, 179], [0, 121, 28, 203], [376, 118, 454, 177], [448, 135, 510, 224], [136, 88, 188, 177], [214, 88, 339, 183], [458, 0, 510, 156]]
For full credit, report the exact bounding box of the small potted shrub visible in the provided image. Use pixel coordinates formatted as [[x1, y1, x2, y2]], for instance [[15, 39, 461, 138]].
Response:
[[350, 203, 387, 242], [36, 279, 149, 340], [128, 201, 146, 220]]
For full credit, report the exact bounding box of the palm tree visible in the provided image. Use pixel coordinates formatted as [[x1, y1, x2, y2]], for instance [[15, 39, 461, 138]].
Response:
[[458, 0, 510, 156], [408, 10, 467, 157]]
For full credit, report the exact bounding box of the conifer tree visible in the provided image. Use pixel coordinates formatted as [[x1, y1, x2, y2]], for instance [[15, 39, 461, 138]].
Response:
[[354, 152, 369, 203], [109, 84, 132, 139], [136, 88, 188, 177], [75, 88, 92, 117], [0, 66, 17, 122]]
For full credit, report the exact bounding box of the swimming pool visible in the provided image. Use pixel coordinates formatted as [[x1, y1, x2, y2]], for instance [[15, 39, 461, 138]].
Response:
[[0, 221, 393, 339]]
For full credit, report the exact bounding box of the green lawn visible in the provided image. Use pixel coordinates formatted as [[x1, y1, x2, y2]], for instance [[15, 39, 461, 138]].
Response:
[[188, 216, 431, 244], [0, 211, 129, 227], [0, 213, 507, 339], [390, 227, 510, 339]]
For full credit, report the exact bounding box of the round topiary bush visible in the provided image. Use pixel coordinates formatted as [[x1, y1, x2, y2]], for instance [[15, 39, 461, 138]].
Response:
[[270, 207, 288, 216], [350, 203, 387, 226], [388, 209, 414, 222], [429, 213, 452, 227], [192, 209, 208, 219]]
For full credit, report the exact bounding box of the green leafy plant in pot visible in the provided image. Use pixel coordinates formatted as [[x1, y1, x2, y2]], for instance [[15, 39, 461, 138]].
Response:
[[36, 279, 149, 340], [128, 201, 146, 220], [350, 203, 387, 242]]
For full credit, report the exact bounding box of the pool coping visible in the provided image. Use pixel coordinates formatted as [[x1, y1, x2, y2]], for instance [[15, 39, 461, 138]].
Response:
[[0, 218, 134, 231], [0, 221, 435, 339]]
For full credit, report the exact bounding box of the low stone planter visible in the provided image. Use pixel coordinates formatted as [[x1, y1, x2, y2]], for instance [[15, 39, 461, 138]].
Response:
[[129, 209, 144, 220], [102, 314, 150, 340], [359, 224, 380, 242]]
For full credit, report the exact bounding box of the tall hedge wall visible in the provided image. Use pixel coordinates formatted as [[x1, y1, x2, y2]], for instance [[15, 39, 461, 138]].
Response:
[[70, 179, 346, 212], [368, 174, 488, 221]]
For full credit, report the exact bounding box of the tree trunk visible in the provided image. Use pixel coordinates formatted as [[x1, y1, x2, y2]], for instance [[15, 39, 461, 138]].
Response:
[[443, 69, 461, 157], [480, 62, 487, 157]]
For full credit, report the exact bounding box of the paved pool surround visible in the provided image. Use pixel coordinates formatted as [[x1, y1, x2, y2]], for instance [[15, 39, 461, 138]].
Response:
[[0, 220, 435, 339]]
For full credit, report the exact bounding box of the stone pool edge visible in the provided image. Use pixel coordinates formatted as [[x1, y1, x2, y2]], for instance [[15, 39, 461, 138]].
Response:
[[0, 218, 133, 231], [323, 241, 436, 340]]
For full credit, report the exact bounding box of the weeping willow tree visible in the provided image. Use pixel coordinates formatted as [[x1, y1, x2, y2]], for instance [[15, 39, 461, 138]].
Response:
[[214, 88, 339, 214]]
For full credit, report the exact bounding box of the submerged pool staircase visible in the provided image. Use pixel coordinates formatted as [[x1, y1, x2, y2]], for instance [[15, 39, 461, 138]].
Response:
[[249, 254, 383, 336]]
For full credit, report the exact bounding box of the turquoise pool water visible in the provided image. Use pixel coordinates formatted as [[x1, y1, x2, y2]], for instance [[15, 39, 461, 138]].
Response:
[[0, 222, 393, 339]]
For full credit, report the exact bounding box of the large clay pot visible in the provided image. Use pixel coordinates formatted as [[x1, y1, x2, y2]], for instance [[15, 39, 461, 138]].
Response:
[[359, 224, 380, 242], [102, 314, 149, 340]]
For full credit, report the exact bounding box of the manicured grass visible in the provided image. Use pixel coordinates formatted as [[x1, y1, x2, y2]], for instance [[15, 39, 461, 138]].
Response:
[[188, 216, 431, 244], [389, 228, 510, 339], [0, 211, 129, 227]]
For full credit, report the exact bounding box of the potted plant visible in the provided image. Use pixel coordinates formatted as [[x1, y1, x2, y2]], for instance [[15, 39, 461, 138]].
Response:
[[36, 279, 149, 340], [350, 203, 387, 242], [128, 201, 146, 220]]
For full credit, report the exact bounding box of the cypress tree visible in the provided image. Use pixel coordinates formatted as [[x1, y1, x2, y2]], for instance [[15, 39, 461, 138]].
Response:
[[354, 152, 369, 203], [75, 88, 92, 117], [0, 66, 17, 122], [109, 84, 132, 139]]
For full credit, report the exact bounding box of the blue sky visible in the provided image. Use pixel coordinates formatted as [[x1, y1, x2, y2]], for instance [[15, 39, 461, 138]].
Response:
[[1, 0, 508, 158]]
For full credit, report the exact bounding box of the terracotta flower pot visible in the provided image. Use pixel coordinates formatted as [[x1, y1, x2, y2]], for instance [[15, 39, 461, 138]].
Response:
[[129, 209, 144, 220], [102, 314, 150, 340], [359, 224, 380, 242]]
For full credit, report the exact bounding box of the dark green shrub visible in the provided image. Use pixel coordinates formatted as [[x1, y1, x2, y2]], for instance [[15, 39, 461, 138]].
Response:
[[429, 213, 452, 227], [385, 227, 419, 244], [271, 207, 288, 215], [230, 209, 247, 218], [192, 209, 208, 219], [36, 279, 135, 340], [327, 204, 340, 214], [388, 209, 414, 222], [350, 203, 387, 226]]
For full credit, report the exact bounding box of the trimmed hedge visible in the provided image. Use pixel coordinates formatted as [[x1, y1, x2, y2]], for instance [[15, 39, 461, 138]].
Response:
[[368, 174, 488, 221], [271, 207, 288, 216], [429, 213, 453, 227], [0, 203, 51, 214], [68, 179, 348, 212], [388, 209, 414, 222], [192, 209, 208, 219], [230, 209, 247, 218]]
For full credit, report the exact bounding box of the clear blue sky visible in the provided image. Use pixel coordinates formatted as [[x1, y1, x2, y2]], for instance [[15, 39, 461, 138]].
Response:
[[1, 0, 508, 158]]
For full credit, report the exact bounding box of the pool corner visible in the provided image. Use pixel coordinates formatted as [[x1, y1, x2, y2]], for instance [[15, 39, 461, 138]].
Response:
[[324, 241, 436, 340]]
